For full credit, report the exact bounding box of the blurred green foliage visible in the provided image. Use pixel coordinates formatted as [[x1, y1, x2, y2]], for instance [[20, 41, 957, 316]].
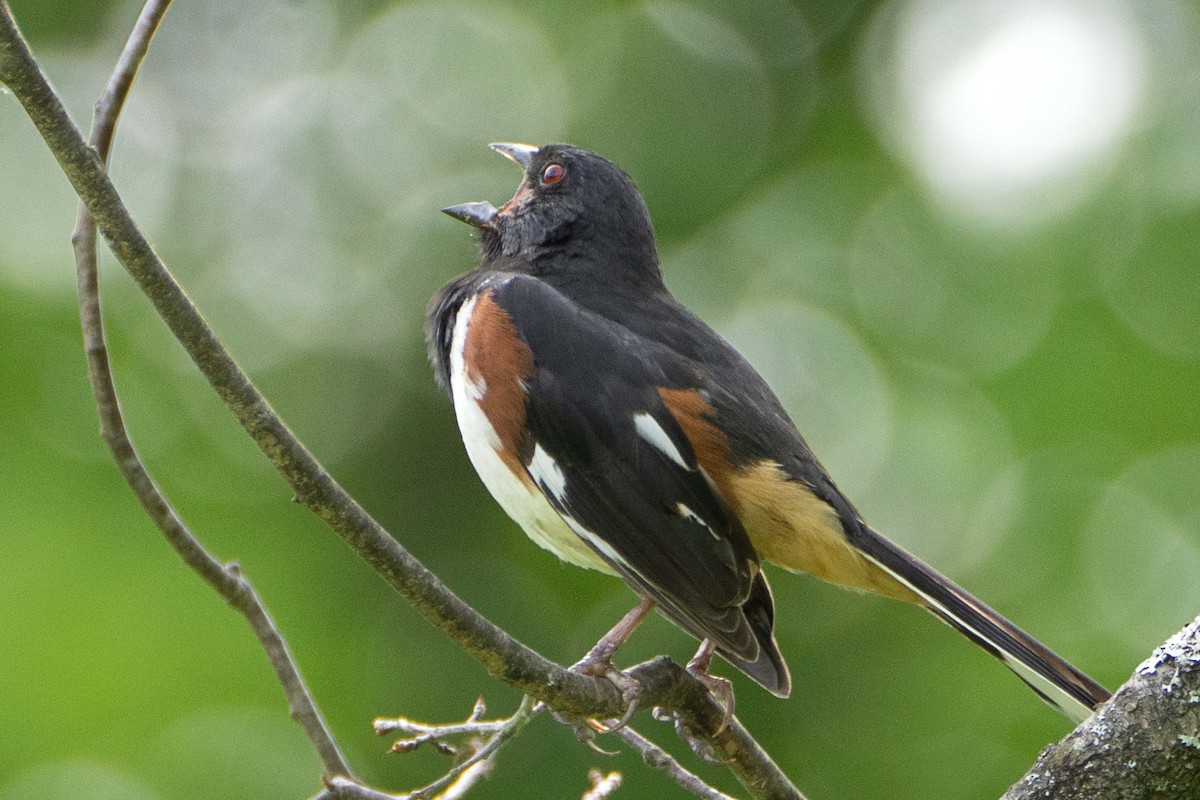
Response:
[[2, 0, 1199, 798]]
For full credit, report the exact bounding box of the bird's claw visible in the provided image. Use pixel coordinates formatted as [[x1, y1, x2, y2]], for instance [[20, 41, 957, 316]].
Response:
[[554, 711, 621, 755], [691, 670, 735, 735], [570, 653, 644, 733]]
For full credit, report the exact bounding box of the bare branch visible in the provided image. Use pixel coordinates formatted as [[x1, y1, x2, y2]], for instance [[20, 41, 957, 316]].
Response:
[[84, 0, 168, 153], [612, 726, 738, 800], [317, 777, 403, 800], [1002, 615, 1200, 800], [376, 698, 505, 753], [430, 760, 494, 800], [66, 0, 352, 781], [406, 695, 540, 800]]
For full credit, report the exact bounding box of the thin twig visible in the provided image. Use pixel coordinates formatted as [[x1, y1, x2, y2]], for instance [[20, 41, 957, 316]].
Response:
[[410, 695, 540, 800], [376, 697, 504, 751], [613, 726, 738, 800], [316, 777, 402, 800], [0, 5, 802, 798], [67, 0, 350, 780], [582, 769, 623, 800], [430, 760, 493, 800], [314, 698, 536, 800]]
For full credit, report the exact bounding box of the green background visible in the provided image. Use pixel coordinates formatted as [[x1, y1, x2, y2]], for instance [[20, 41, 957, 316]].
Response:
[[3, 0, 1199, 798]]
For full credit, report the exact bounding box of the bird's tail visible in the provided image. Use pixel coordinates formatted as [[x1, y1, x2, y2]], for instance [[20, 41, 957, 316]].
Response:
[[855, 527, 1110, 723], [719, 570, 792, 698]]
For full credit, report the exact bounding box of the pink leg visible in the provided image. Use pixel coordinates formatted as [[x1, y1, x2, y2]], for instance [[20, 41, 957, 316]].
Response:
[[578, 595, 656, 666]]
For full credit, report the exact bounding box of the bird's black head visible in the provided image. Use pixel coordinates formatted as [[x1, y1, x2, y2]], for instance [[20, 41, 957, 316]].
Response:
[[443, 143, 663, 289]]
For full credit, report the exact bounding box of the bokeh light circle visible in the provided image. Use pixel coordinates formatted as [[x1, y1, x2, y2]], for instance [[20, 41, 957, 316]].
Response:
[[719, 302, 893, 497], [1096, 203, 1200, 360], [664, 162, 887, 321], [1086, 446, 1200, 657], [861, 0, 1148, 228], [0, 54, 177, 294], [849, 186, 1063, 377], [853, 362, 1017, 575], [334, 2, 567, 206], [564, 3, 773, 232], [0, 761, 164, 800]]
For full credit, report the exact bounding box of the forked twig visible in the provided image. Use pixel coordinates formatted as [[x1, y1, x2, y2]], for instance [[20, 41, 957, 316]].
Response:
[[377, 696, 495, 755], [404, 695, 540, 799]]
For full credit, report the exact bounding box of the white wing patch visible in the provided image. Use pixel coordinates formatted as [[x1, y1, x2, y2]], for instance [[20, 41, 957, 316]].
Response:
[[528, 443, 568, 503], [677, 502, 721, 540], [633, 412, 690, 469], [676, 502, 704, 525]]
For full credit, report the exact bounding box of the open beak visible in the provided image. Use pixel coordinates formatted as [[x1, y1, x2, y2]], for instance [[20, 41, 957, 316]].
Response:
[[442, 143, 539, 228], [489, 142, 538, 169], [441, 201, 499, 229]]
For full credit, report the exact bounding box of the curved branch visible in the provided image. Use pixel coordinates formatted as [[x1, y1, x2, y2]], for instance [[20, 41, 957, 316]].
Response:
[[68, 0, 351, 780], [0, 5, 801, 798], [1002, 615, 1200, 800]]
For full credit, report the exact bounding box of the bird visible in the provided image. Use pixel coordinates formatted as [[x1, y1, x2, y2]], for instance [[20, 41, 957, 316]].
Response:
[[427, 142, 1111, 725]]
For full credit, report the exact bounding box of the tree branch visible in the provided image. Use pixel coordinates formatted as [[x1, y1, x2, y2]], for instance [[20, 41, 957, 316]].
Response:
[[612, 725, 738, 800], [0, 4, 801, 798], [67, 0, 352, 781], [1002, 615, 1200, 800], [403, 695, 539, 800]]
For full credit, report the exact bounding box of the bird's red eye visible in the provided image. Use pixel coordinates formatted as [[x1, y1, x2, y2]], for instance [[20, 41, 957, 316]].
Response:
[[541, 163, 565, 185]]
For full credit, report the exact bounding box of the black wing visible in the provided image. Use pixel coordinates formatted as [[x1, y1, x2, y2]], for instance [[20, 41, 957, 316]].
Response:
[[491, 274, 788, 694]]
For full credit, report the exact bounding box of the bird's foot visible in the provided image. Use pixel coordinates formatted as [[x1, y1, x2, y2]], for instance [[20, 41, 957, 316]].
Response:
[[570, 650, 644, 734]]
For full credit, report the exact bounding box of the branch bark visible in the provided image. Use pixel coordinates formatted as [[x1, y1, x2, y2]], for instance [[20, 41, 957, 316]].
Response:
[[1002, 615, 1200, 800]]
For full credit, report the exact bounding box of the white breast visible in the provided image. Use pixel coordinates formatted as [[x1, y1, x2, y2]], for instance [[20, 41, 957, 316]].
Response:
[[449, 294, 615, 575]]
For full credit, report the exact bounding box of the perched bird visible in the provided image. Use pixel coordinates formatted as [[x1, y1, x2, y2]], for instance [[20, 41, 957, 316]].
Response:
[[427, 142, 1110, 724]]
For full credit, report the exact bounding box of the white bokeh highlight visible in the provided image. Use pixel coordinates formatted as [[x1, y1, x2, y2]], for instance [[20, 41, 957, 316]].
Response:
[[853, 363, 1018, 576], [863, 0, 1148, 227], [720, 302, 894, 497], [1087, 446, 1200, 656]]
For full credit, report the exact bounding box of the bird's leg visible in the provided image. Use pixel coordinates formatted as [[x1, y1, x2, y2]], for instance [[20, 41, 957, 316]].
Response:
[[686, 639, 735, 734], [577, 595, 656, 666], [570, 595, 656, 732]]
